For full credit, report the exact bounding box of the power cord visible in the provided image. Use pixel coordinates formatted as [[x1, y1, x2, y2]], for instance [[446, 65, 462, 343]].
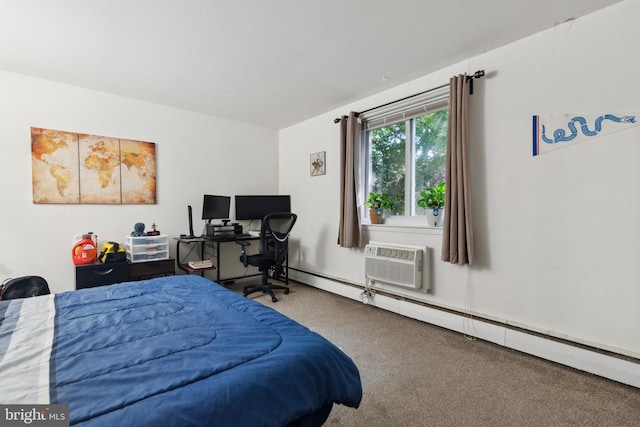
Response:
[[360, 275, 376, 304], [463, 265, 477, 341]]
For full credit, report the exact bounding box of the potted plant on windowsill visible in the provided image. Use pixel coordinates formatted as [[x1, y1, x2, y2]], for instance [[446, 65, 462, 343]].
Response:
[[364, 192, 393, 224], [417, 182, 445, 227]]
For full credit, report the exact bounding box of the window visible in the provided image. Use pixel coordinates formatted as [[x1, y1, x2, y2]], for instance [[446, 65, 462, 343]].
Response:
[[362, 85, 449, 218]]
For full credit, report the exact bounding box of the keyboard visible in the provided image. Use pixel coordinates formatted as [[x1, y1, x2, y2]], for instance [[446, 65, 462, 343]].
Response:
[[188, 259, 213, 270]]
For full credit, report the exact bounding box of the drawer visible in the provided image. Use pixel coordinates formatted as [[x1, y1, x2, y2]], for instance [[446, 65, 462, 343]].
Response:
[[75, 262, 129, 290], [126, 250, 169, 263], [128, 258, 175, 280]]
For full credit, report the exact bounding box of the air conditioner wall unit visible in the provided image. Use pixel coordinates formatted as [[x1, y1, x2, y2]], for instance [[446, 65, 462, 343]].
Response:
[[364, 242, 426, 291]]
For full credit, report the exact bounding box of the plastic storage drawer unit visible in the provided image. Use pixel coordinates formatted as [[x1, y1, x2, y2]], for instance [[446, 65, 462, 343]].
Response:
[[125, 235, 169, 263]]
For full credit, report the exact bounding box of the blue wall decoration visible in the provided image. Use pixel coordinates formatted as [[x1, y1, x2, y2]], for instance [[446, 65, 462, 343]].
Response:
[[532, 113, 638, 156]]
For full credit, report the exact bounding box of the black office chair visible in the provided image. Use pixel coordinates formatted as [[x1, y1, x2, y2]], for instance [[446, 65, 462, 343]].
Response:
[[1, 276, 51, 300], [237, 212, 297, 302]]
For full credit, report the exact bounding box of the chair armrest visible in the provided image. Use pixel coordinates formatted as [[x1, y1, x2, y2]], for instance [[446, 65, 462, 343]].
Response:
[[235, 240, 252, 267]]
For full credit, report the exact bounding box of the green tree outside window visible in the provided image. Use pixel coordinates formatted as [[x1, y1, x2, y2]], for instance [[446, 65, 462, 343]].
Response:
[[368, 109, 447, 216]]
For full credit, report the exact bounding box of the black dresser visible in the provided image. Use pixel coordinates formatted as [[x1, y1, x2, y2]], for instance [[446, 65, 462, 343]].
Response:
[[75, 259, 175, 290]]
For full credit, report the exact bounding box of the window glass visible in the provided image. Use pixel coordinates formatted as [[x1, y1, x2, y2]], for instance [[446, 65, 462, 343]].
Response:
[[364, 108, 447, 218], [368, 122, 406, 215], [414, 110, 447, 214]]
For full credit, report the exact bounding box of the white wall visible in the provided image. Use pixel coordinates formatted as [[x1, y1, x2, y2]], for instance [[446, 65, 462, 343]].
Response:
[[280, 0, 640, 360], [0, 71, 279, 292]]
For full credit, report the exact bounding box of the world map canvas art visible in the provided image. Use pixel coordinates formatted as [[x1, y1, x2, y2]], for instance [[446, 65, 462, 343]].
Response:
[[31, 127, 156, 204]]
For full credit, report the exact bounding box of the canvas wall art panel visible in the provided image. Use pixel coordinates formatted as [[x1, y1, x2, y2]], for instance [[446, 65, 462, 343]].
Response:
[[31, 127, 157, 204]]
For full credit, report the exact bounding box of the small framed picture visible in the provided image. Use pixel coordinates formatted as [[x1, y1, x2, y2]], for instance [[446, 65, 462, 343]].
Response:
[[310, 151, 326, 176]]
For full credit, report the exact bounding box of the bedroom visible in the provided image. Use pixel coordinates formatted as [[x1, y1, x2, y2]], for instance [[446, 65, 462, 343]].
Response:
[[0, 0, 639, 420]]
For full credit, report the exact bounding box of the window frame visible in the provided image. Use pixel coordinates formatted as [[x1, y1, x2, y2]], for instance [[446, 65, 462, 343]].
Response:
[[359, 85, 449, 224]]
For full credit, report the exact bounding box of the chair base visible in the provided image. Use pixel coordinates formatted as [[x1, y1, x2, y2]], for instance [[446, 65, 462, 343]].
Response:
[[243, 282, 289, 303]]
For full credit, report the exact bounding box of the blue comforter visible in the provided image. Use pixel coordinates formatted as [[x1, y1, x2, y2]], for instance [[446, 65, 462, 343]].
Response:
[[0, 275, 362, 426]]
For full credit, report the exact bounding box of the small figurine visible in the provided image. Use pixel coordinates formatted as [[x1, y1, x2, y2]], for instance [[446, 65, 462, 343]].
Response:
[[131, 223, 145, 237], [147, 223, 160, 236]]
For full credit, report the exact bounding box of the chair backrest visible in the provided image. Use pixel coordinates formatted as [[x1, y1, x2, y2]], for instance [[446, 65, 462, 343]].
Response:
[[1, 276, 51, 300], [259, 212, 297, 264]]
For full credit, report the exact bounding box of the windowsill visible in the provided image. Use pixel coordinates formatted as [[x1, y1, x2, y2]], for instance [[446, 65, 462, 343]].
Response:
[[361, 216, 444, 234]]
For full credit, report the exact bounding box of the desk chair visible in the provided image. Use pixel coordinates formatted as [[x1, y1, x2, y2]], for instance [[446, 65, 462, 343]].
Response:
[[1, 276, 51, 300], [236, 212, 297, 302]]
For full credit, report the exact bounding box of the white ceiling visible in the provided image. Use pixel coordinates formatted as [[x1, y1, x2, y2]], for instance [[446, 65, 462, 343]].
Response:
[[0, 0, 621, 130]]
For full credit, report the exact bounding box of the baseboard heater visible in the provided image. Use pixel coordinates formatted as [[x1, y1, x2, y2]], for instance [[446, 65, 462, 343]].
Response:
[[364, 242, 427, 291]]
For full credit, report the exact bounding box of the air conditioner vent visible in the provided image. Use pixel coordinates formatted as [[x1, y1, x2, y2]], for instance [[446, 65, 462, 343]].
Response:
[[364, 243, 424, 290]]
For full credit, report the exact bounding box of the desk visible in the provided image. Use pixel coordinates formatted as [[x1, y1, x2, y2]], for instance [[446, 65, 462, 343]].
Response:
[[175, 235, 266, 284]]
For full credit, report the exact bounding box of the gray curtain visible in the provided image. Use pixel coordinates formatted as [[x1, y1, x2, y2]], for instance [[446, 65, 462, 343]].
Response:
[[442, 74, 474, 265], [337, 112, 362, 248]]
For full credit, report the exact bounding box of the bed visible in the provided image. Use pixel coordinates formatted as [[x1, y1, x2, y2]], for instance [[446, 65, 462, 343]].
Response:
[[0, 275, 362, 426]]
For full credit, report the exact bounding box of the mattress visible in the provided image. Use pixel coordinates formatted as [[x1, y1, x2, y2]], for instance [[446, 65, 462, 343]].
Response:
[[0, 275, 362, 426]]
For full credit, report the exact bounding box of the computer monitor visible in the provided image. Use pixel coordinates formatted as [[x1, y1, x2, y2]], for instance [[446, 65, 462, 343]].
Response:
[[234, 195, 291, 221], [202, 195, 231, 224]]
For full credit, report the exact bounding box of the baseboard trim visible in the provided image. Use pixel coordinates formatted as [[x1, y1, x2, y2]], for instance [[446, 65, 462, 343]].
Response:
[[291, 270, 640, 389]]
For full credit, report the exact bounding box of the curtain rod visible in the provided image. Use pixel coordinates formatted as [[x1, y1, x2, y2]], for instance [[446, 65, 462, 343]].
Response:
[[333, 69, 485, 123]]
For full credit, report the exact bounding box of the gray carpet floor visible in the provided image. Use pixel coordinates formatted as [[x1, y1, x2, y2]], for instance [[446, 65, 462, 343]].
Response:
[[226, 279, 640, 427]]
